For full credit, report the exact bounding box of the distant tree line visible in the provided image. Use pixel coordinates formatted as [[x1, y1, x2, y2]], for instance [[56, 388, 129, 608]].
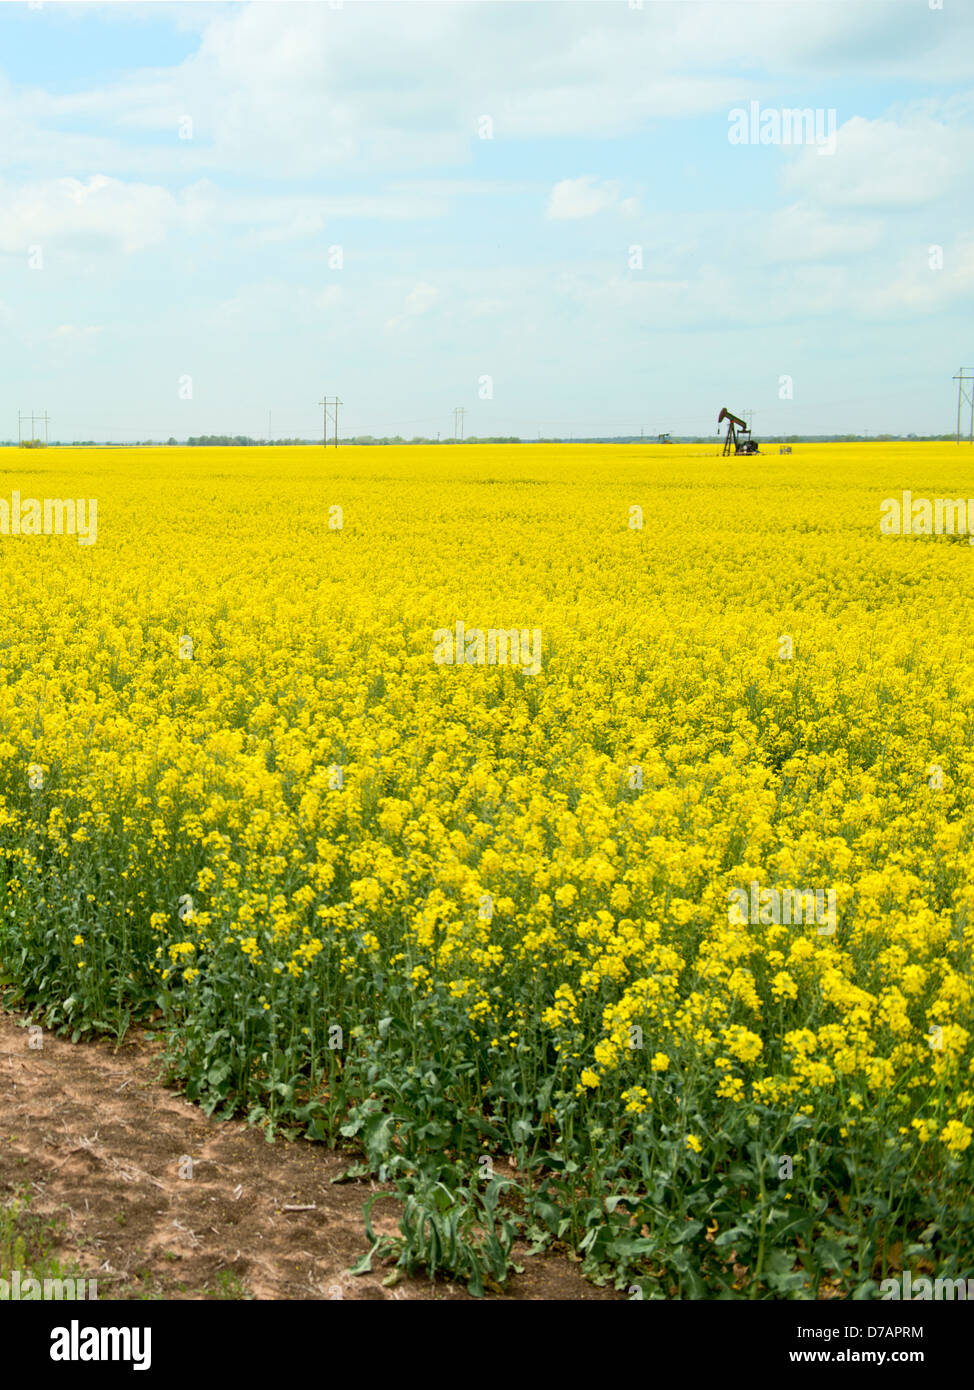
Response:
[[187, 435, 268, 446], [4, 432, 963, 447], [345, 435, 522, 445], [181, 434, 524, 446]]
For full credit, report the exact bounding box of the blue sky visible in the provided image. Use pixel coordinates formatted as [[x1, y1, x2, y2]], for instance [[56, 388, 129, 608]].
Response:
[[0, 0, 972, 440]]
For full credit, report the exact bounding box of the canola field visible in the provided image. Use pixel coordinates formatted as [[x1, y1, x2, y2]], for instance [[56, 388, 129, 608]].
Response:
[[0, 441, 971, 1297]]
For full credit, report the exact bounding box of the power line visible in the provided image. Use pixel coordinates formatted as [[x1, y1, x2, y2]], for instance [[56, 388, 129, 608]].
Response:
[[954, 368, 973, 444], [17, 410, 49, 445], [318, 395, 342, 449]]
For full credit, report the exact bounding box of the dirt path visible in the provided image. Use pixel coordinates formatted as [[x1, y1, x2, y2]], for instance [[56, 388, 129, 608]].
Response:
[[0, 1005, 614, 1300]]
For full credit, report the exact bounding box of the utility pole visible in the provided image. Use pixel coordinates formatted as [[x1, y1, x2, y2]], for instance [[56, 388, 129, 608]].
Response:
[[319, 396, 341, 448], [453, 406, 465, 440], [17, 410, 48, 444], [954, 369, 974, 443]]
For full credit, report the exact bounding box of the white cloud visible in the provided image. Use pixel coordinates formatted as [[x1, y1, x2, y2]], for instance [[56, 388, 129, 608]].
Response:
[[857, 240, 974, 317], [403, 282, 438, 315], [5, 2, 970, 181], [547, 177, 623, 221], [762, 203, 884, 262], [52, 324, 103, 339], [384, 279, 440, 335], [0, 175, 174, 254], [0, 174, 451, 259], [782, 114, 974, 208]]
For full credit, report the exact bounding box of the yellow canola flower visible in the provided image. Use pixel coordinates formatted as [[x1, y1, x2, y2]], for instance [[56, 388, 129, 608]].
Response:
[[0, 438, 969, 1236], [940, 1121, 972, 1155]]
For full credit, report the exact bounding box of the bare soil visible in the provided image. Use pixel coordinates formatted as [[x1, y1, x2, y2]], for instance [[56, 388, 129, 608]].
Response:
[[0, 1005, 616, 1300]]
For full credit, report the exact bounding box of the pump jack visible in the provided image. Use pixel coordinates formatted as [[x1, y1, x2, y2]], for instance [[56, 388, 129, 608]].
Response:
[[717, 407, 759, 455]]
